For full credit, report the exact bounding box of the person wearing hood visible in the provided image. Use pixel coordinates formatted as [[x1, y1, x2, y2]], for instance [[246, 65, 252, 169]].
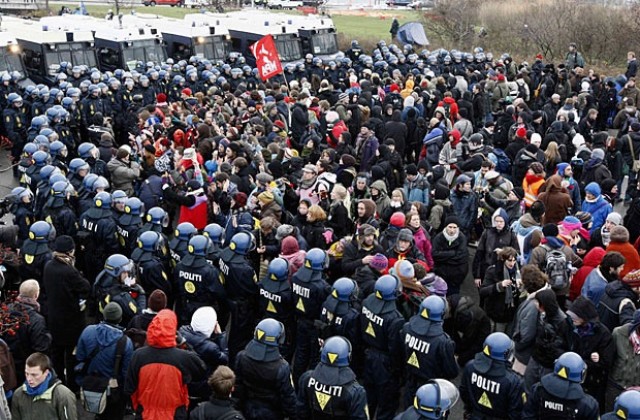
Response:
[[234, 319, 297, 419], [537, 174, 573, 225], [581, 251, 626, 306], [125, 309, 206, 420], [606, 308, 640, 411], [278, 236, 306, 280], [624, 192, 640, 243], [76, 302, 134, 419], [369, 179, 391, 221], [555, 162, 581, 210], [439, 128, 463, 185], [342, 223, 384, 277], [473, 208, 518, 284], [127, 289, 167, 338], [406, 210, 434, 270], [581, 148, 613, 189], [460, 333, 524, 419], [355, 122, 379, 173], [521, 161, 545, 209], [582, 181, 613, 234], [403, 163, 430, 206], [224, 192, 254, 245], [606, 225, 640, 278], [432, 216, 469, 296], [178, 307, 228, 400], [567, 296, 615, 413], [513, 142, 544, 187], [570, 247, 607, 301], [450, 174, 479, 238], [386, 228, 428, 270], [385, 109, 408, 158], [401, 296, 458, 407], [164, 178, 209, 231], [522, 351, 599, 419], [379, 212, 405, 252], [448, 293, 492, 368], [11, 352, 78, 420], [422, 118, 446, 167]]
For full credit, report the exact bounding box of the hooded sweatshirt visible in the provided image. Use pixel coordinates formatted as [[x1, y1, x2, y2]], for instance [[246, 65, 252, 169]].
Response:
[[125, 309, 206, 420], [537, 175, 573, 225]]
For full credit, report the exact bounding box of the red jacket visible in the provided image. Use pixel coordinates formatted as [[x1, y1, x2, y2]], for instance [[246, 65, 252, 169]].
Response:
[[125, 310, 206, 420], [569, 247, 606, 301]]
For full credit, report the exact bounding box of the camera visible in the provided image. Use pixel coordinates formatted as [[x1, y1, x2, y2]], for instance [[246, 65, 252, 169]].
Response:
[[0, 198, 10, 218]]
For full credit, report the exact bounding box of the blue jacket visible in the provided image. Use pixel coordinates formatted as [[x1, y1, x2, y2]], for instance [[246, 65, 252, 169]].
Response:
[[581, 268, 608, 306], [76, 322, 134, 386], [404, 173, 430, 206], [582, 196, 612, 234], [450, 190, 479, 235]]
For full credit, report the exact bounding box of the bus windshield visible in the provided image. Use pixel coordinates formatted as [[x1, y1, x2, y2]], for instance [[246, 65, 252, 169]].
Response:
[[194, 36, 229, 61], [275, 36, 302, 62], [0, 50, 26, 75], [310, 32, 338, 55], [45, 42, 97, 68], [122, 39, 167, 67]]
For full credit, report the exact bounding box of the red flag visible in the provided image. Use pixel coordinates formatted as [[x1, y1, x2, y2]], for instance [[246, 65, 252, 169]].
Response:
[[250, 35, 283, 81]]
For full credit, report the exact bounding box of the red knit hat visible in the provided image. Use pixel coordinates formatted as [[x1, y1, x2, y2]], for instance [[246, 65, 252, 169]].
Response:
[[390, 83, 400, 93], [281, 236, 299, 256], [156, 93, 167, 105], [181, 88, 192, 97], [390, 212, 406, 228], [497, 74, 506, 82], [516, 126, 527, 139], [623, 270, 640, 288]]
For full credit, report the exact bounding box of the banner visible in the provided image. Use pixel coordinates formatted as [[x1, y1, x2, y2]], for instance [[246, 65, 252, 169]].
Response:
[[250, 35, 283, 81]]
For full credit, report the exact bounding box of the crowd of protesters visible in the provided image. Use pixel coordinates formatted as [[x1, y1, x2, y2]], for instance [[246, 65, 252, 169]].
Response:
[[1, 38, 640, 419]]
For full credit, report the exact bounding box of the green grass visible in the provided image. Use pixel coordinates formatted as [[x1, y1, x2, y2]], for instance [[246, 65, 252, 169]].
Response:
[[53, 3, 422, 45]]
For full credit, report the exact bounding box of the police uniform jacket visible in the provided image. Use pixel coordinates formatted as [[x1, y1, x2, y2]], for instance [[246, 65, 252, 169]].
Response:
[[522, 372, 600, 420]]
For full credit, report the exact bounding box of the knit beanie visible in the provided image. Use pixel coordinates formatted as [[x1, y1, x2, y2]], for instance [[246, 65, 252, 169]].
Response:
[[610, 225, 630, 243], [258, 191, 275, 204], [148, 290, 167, 313], [102, 302, 123, 324], [606, 212, 623, 226], [623, 270, 640, 288], [394, 260, 415, 281], [191, 306, 218, 338], [444, 215, 460, 228], [567, 296, 598, 322], [397, 228, 414, 243], [542, 223, 559, 237], [369, 253, 389, 271], [232, 192, 248, 207], [390, 212, 406, 228], [54, 235, 75, 253]]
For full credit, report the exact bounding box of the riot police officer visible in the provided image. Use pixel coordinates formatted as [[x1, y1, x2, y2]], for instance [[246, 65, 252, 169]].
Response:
[[297, 336, 369, 420], [67, 157, 90, 191], [174, 235, 226, 326], [602, 389, 640, 419], [78, 191, 119, 282], [393, 379, 460, 420], [317, 278, 362, 373], [234, 318, 297, 420], [19, 221, 53, 300], [99, 254, 146, 326], [219, 231, 259, 363], [116, 197, 143, 256], [77, 142, 109, 179], [24, 150, 50, 193], [169, 222, 197, 268], [257, 258, 295, 361], [292, 248, 331, 383], [34, 165, 61, 220], [203, 222, 224, 265], [402, 296, 459, 407], [522, 351, 600, 419], [360, 274, 404, 420], [131, 231, 172, 301], [138, 206, 171, 266], [10, 186, 34, 243], [4, 92, 28, 175], [460, 332, 524, 419], [43, 180, 78, 238]]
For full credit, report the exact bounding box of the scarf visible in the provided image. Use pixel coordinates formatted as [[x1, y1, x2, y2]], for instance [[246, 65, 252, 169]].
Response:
[[503, 264, 521, 308], [53, 251, 75, 267], [299, 176, 317, 189], [16, 295, 40, 312], [576, 322, 596, 338], [442, 230, 459, 244], [25, 372, 52, 396], [630, 330, 640, 355]]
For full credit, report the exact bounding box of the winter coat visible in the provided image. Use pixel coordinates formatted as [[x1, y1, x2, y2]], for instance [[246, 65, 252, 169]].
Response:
[[472, 212, 518, 279], [449, 190, 479, 236], [582, 196, 613, 234], [570, 247, 606, 301], [581, 268, 609, 306], [11, 373, 78, 420], [606, 234, 640, 278], [530, 239, 583, 296], [125, 310, 207, 420], [575, 320, 614, 406], [303, 220, 328, 250], [597, 281, 638, 332], [513, 285, 550, 365], [609, 322, 640, 389], [370, 180, 391, 218], [43, 256, 91, 346], [341, 239, 384, 277], [537, 176, 573, 225], [76, 322, 134, 386], [403, 173, 430, 206], [410, 226, 434, 270], [423, 127, 445, 167], [107, 158, 141, 196], [4, 300, 51, 378], [450, 296, 491, 367], [260, 201, 282, 222], [480, 262, 521, 323], [357, 134, 379, 173], [431, 231, 469, 289], [531, 310, 576, 368], [428, 198, 453, 234], [327, 202, 352, 240], [178, 326, 228, 398], [385, 111, 408, 157]]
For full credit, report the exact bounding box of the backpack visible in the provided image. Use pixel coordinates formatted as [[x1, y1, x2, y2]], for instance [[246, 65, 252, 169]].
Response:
[[534, 316, 573, 368], [429, 202, 454, 236], [621, 113, 639, 136], [491, 148, 512, 175], [542, 245, 570, 291], [517, 82, 528, 101]]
